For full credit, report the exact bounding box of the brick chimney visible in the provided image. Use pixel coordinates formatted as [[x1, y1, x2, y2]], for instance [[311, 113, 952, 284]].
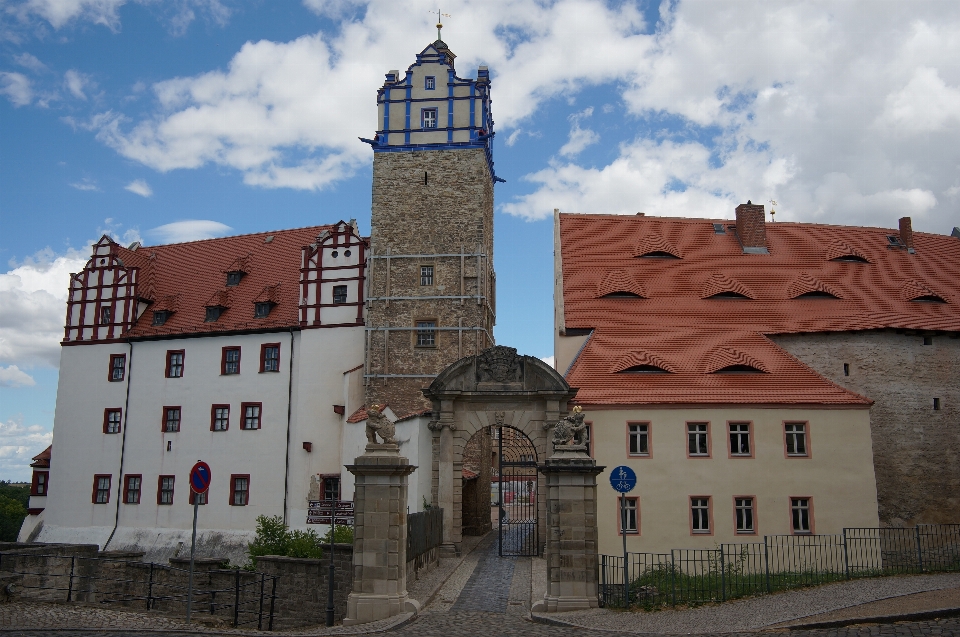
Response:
[[899, 217, 914, 252], [735, 201, 768, 254]]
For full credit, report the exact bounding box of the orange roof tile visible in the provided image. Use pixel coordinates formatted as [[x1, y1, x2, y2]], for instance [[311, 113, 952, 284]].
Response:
[[560, 213, 960, 405], [31, 445, 52, 468]]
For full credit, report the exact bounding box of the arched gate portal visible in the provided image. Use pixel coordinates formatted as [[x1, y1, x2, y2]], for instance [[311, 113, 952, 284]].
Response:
[[496, 426, 538, 556]]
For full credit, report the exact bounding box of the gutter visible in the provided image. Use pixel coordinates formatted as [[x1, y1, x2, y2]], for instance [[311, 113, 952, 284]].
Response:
[[282, 328, 295, 525], [103, 341, 134, 551]]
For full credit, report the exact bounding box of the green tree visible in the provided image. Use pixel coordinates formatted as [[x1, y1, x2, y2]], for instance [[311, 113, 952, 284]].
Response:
[[0, 495, 27, 542], [246, 515, 326, 566]]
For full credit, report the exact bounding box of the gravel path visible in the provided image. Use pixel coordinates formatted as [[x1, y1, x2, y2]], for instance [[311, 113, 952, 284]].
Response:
[[532, 571, 960, 634]]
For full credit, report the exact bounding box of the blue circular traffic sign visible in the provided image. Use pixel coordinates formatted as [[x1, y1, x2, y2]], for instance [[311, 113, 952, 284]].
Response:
[[610, 465, 637, 493], [190, 461, 212, 494]]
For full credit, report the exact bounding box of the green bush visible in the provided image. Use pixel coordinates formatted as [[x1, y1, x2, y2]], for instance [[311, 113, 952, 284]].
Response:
[[0, 494, 27, 542], [246, 515, 327, 565], [322, 524, 354, 544]]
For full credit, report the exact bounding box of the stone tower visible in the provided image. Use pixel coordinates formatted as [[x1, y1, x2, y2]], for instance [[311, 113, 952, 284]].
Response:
[[363, 40, 499, 416]]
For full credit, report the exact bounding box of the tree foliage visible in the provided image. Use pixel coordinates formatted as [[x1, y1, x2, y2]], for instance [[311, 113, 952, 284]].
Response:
[[247, 515, 325, 565]]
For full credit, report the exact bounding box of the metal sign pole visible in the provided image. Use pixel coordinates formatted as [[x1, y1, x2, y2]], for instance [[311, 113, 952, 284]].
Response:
[[187, 497, 198, 623], [621, 495, 628, 606], [326, 502, 336, 627]]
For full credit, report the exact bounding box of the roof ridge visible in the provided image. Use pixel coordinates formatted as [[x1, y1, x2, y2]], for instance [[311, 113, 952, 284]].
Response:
[[137, 223, 343, 249]]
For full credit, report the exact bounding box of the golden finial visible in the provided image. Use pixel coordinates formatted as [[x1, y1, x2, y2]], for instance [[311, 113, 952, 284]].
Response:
[[370, 404, 380, 411], [769, 199, 778, 222], [432, 9, 451, 40]]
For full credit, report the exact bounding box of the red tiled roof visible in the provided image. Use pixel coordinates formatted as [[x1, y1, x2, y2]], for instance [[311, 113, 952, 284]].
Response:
[[31, 445, 52, 468], [560, 213, 960, 405], [347, 406, 369, 423], [112, 225, 340, 338]]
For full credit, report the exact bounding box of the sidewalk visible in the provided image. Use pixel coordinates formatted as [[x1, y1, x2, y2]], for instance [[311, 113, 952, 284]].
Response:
[[529, 560, 960, 634]]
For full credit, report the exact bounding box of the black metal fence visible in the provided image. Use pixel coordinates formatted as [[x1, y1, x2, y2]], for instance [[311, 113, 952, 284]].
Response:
[[599, 524, 960, 608], [408, 507, 443, 564], [0, 551, 278, 629]]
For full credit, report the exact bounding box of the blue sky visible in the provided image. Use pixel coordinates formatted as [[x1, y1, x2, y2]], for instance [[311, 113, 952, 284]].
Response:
[[2, 0, 959, 480]]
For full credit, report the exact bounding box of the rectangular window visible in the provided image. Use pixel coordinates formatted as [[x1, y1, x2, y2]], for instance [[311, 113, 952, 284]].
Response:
[[166, 350, 184, 378], [691, 497, 711, 534], [687, 422, 709, 457], [420, 265, 434, 286], [100, 307, 112, 324], [241, 402, 262, 430], [211, 404, 230, 431], [628, 422, 649, 456], [416, 320, 436, 347], [791, 497, 813, 534], [332, 285, 348, 304], [322, 475, 340, 501], [163, 407, 181, 433], [617, 496, 639, 534], [425, 75, 435, 90], [254, 302, 274, 318], [934, 397, 941, 410], [152, 310, 170, 326], [785, 422, 808, 457], [103, 408, 122, 434], [260, 343, 280, 373], [205, 306, 224, 322], [189, 490, 207, 505], [230, 475, 250, 506], [422, 108, 438, 129], [735, 497, 755, 534], [92, 475, 111, 504], [124, 475, 142, 504], [158, 475, 175, 505], [221, 346, 241, 375], [109, 354, 126, 382], [31, 470, 49, 496], [728, 423, 752, 457]]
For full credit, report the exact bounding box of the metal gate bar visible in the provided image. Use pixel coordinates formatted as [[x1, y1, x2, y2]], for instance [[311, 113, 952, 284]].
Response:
[[497, 425, 539, 557]]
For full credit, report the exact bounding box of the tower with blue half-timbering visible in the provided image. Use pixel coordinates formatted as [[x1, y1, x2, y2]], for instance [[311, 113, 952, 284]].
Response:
[[362, 39, 500, 416]]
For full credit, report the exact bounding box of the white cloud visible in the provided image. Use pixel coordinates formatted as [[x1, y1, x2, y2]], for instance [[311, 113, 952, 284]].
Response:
[[878, 67, 960, 133], [0, 72, 33, 107], [559, 106, 599, 157], [149, 220, 232, 243], [70, 178, 99, 191], [0, 249, 86, 369], [124, 179, 152, 197], [540, 355, 555, 369], [15, 53, 47, 73], [63, 69, 89, 100], [21, 0, 128, 30], [0, 365, 36, 388], [0, 416, 53, 482]]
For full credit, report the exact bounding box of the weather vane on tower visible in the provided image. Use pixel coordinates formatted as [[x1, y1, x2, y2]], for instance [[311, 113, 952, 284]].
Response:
[[433, 9, 451, 41]]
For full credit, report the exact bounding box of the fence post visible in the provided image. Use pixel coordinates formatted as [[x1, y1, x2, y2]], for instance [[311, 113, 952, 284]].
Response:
[[268, 576, 277, 631], [600, 555, 606, 607], [763, 537, 771, 593], [842, 529, 850, 580], [66, 555, 76, 602], [670, 550, 676, 606], [916, 526, 924, 573], [233, 568, 241, 627], [258, 572, 265, 631], [147, 562, 154, 610], [720, 547, 726, 602]]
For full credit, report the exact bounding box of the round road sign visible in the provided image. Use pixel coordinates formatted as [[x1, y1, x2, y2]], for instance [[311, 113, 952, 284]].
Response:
[[609, 465, 637, 493], [190, 461, 212, 494]]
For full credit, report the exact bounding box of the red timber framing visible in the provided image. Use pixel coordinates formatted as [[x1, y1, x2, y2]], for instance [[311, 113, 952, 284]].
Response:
[[64, 236, 140, 342], [299, 221, 367, 327]]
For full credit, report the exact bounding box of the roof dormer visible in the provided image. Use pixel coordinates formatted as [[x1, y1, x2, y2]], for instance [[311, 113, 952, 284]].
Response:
[[224, 254, 252, 286], [902, 280, 948, 304], [701, 273, 754, 299], [703, 346, 769, 374], [788, 272, 843, 300], [825, 239, 870, 263], [597, 269, 648, 299], [633, 228, 682, 259], [613, 350, 675, 374], [204, 290, 230, 322]]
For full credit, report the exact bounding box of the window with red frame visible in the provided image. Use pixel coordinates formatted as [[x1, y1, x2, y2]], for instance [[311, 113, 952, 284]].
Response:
[[320, 475, 340, 501], [103, 408, 122, 434], [166, 350, 184, 378], [109, 354, 126, 381], [124, 475, 142, 504], [260, 343, 280, 373], [241, 403, 262, 430], [31, 470, 49, 496], [189, 490, 208, 505], [617, 496, 639, 534], [158, 475, 175, 505], [691, 497, 711, 534], [92, 475, 111, 504], [100, 307, 112, 324], [211, 405, 230, 431], [221, 347, 241, 375], [163, 407, 181, 432], [230, 475, 250, 506]]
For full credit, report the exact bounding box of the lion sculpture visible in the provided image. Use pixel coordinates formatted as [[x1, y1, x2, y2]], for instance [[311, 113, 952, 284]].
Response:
[[552, 406, 588, 449], [365, 404, 397, 445]]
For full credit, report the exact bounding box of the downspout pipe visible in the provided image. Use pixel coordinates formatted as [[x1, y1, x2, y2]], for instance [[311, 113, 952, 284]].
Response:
[[103, 341, 133, 551], [282, 328, 295, 525]]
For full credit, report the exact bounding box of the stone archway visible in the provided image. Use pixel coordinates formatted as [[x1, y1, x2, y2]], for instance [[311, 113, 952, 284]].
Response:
[[423, 346, 577, 556]]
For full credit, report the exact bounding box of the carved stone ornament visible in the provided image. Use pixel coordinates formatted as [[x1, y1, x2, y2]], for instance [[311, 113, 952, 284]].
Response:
[[552, 406, 588, 450], [477, 346, 523, 383], [494, 411, 506, 427], [365, 404, 397, 445]]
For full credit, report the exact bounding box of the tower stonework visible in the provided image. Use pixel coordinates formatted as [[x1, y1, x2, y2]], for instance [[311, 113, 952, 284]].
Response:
[[363, 41, 499, 416]]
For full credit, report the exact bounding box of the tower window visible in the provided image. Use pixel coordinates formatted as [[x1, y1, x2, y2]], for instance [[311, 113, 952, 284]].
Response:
[[422, 108, 438, 129], [416, 320, 436, 347], [425, 76, 436, 90], [923, 336, 933, 345], [934, 397, 941, 410], [420, 265, 434, 286], [333, 285, 348, 304]]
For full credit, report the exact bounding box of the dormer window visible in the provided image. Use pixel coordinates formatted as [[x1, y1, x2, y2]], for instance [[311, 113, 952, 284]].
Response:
[[712, 365, 765, 374], [226, 271, 245, 286], [425, 76, 436, 90], [620, 364, 671, 373], [254, 302, 275, 318], [831, 255, 870, 263], [793, 291, 840, 299], [205, 306, 226, 322], [601, 291, 644, 298], [152, 310, 171, 326], [706, 291, 751, 299], [912, 294, 947, 303], [638, 251, 681, 259], [422, 108, 438, 129]]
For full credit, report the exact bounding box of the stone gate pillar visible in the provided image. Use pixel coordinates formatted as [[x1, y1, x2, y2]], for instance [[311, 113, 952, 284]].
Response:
[[536, 411, 605, 613], [343, 444, 418, 626]]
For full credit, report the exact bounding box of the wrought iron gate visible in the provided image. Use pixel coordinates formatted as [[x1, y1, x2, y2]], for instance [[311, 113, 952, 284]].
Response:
[[496, 425, 539, 556]]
